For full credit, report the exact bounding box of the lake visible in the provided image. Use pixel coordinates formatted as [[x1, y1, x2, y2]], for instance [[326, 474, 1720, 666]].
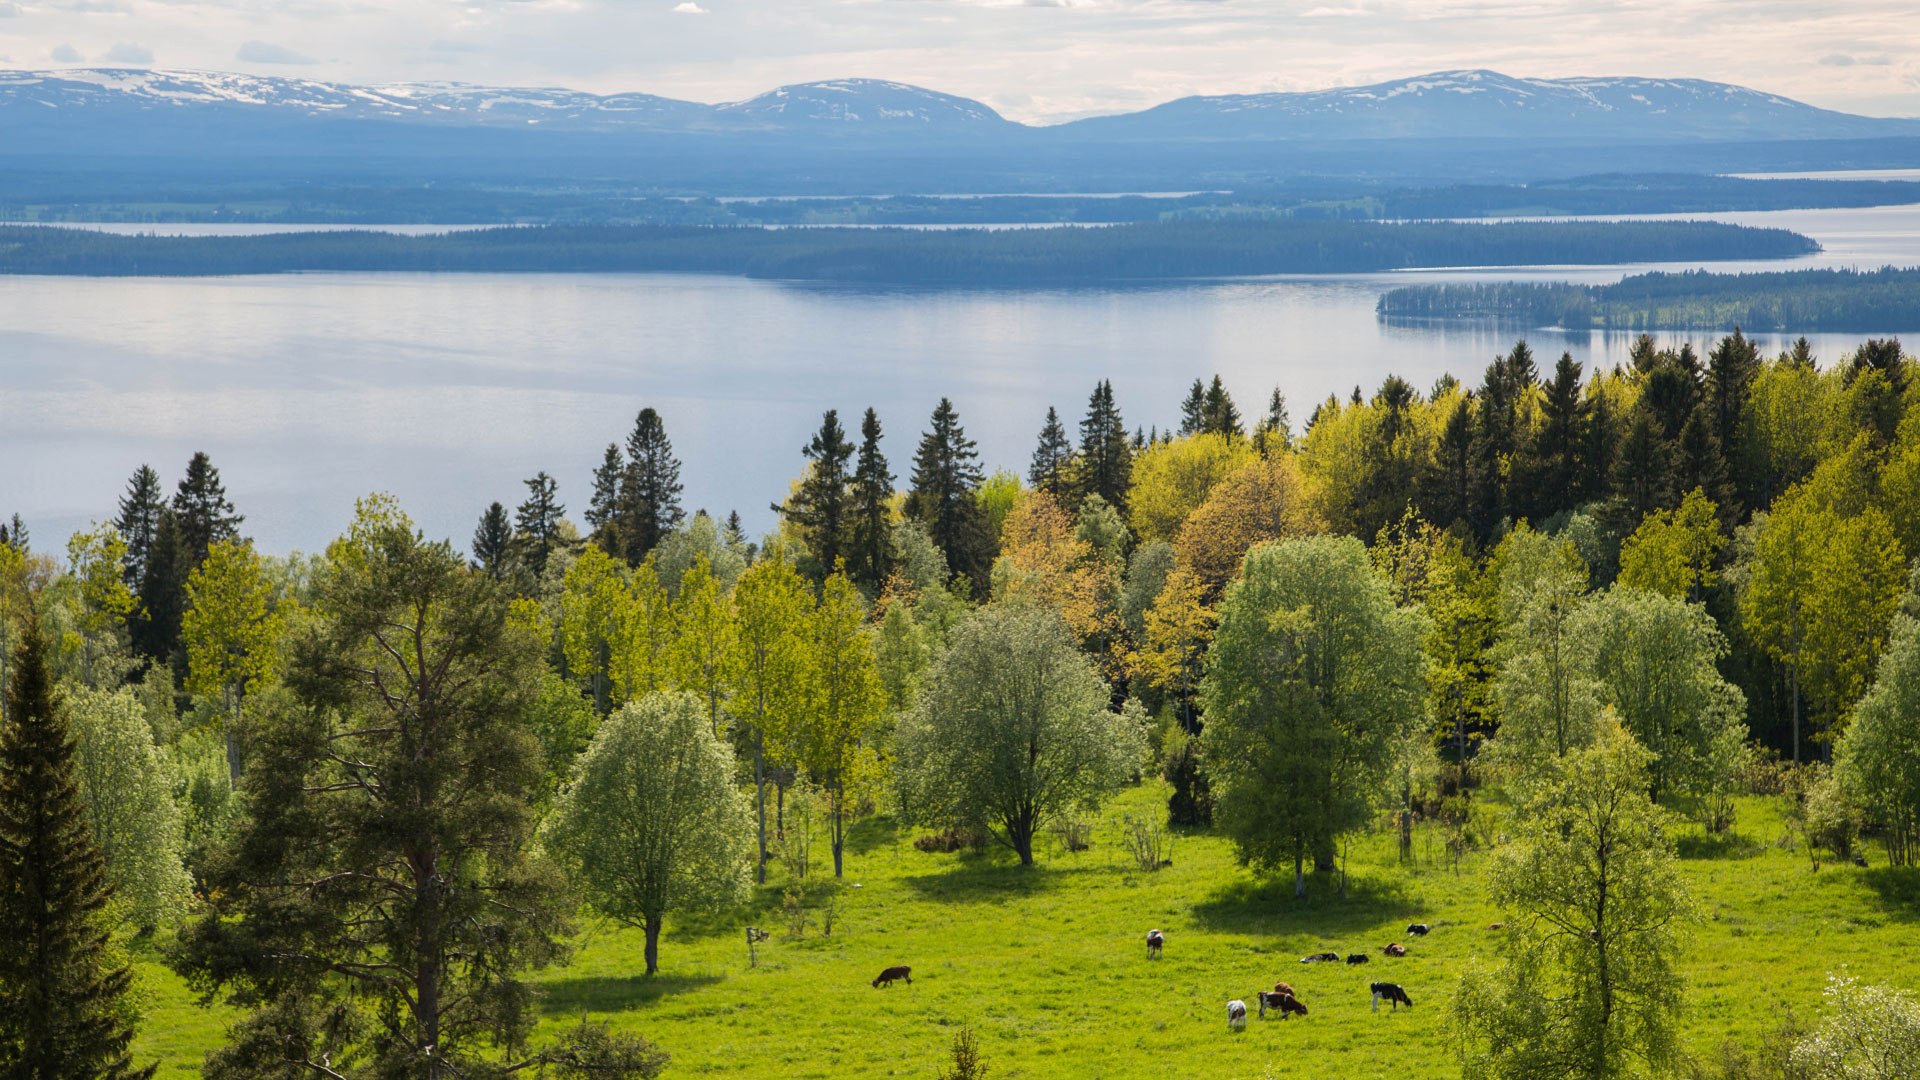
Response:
[[5, 203, 1920, 555]]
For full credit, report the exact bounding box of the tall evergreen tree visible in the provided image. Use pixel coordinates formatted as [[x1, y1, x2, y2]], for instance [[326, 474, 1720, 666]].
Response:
[[1517, 353, 1589, 520], [132, 510, 186, 665], [113, 465, 164, 593], [620, 408, 685, 564], [0, 620, 155, 1080], [0, 515, 24, 553], [515, 472, 564, 576], [1783, 336, 1816, 369], [585, 443, 626, 557], [1612, 412, 1676, 528], [1177, 379, 1207, 437], [1028, 407, 1075, 498], [169, 451, 243, 569], [904, 398, 991, 596], [848, 408, 895, 591], [1255, 388, 1291, 452], [472, 501, 514, 578], [1422, 392, 1477, 529], [777, 409, 856, 575], [1580, 375, 1620, 503], [1469, 344, 1534, 536], [1074, 380, 1133, 516], [1201, 375, 1244, 438], [1705, 330, 1760, 494]]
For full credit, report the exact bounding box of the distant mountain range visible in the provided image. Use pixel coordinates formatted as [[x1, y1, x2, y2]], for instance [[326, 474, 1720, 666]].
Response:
[[3, 67, 1912, 142]]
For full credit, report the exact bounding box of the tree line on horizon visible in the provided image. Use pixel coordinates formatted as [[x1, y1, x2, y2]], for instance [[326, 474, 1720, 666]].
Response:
[[3, 330, 1920, 1078]]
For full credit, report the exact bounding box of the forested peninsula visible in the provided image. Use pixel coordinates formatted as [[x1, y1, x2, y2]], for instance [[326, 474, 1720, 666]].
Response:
[[0, 219, 1815, 283], [1378, 266, 1920, 332]]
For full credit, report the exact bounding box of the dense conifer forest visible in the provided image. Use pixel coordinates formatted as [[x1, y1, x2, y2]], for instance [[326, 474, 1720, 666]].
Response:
[[3, 332, 1919, 1079], [1378, 267, 1920, 331], [0, 219, 1815, 282]]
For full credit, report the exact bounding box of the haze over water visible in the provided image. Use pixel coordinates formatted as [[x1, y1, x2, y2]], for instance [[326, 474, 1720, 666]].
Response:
[[6, 201, 1919, 555]]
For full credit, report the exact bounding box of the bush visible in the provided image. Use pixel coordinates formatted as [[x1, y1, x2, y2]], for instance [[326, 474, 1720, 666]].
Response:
[[1163, 729, 1212, 826], [1122, 814, 1173, 871], [913, 828, 987, 854]]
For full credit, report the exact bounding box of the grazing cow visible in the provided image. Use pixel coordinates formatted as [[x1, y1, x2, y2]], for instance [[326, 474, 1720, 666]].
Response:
[[871, 966, 912, 989], [1383, 943, 1407, 957], [1300, 952, 1340, 963], [1407, 923, 1431, 936], [1853, 855, 1870, 868], [1259, 991, 1309, 1019], [1227, 1000, 1248, 1031], [1272, 981, 1297, 997], [1146, 929, 1165, 959], [1487, 923, 1506, 931], [1346, 953, 1370, 965], [1370, 982, 1414, 1012]]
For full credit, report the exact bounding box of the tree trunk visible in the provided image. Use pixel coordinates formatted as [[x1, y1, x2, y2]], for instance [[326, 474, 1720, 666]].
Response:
[[1294, 851, 1306, 899], [1789, 658, 1802, 765], [644, 914, 662, 976], [755, 732, 768, 885], [832, 784, 845, 879]]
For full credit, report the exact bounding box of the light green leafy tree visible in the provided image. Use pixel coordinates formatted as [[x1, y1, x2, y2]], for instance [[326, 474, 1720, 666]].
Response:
[[872, 595, 930, 716], [1617, 488, 1726, 601], [726, 550, 812, 883], [181, 538, 284, 780], [669, 557, 735, 739], [1790, 976, 1920, 1080], [1197, 535, 1428, 896], [540, 691, 754, 975], [1579, 586, 1749, 812], [1453, 722, 1695, 1080], [895, 603, 1144, 866], [64, 524, 136, 688], [800, 573, 885, 878], [559, 544, 629, 714], [1488, 525, 1600, 786], [66, 687, 191, 930], [1834, 564, 1920, 866]]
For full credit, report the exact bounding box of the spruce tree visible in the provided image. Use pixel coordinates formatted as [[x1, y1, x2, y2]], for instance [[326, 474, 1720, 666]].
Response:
[[1028, 407, 1075, 498], [1580, 374, 1620, 503], [170, 451, 243, 569], [132, 510, 186, 666], [1516, 353, 1589, 520], [1178, 379, 1206, 436], [849, 408, 895, 592], [1201, 375, 1244, 438], [1422, 391, 1477, 530], [620, 408, 685, 563], [0, 515, 24, 553], [1783, 336, 1816, 369], [1074, 380, 1132, 516], [585, 444, 626, 557], [904, 398, 990, 596], [777, 409, 856, 576], [1254, 388, 1292, 451], [514, 472, 564, 577], [472, 502, 514, 578], [113, 465, 163, 593], [0, 621, 154, 1080]]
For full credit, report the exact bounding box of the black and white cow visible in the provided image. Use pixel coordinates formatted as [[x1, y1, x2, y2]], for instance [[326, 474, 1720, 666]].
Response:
[[1407, 923, 1431, 936], [1370, 982, 1414, 1012], [1227, 999, 1248, 1030], [1299, 952, 1340, 963], [1146, 929, 1165, 959], [1259, 991, 1309, 1020]]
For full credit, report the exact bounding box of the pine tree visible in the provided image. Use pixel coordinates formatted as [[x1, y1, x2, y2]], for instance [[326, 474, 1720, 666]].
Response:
[[776, 410, 856, 575], [585, 444, 626, 557], [0, 515, 24, 553], [1422, 392, 1477, 530], [1516, 353, 1589, 520], [848, 408, 895, 591], [904, 398, 991, 595], [1580, 374, 1620, 503], [1074, 380, 1133, 516], [1613, 412, 1676, 528], [472, 502, 514, 578], [1178, 379, 1207, 437], [1469, 347, 1532, 536], [1028, 407, 1075, 498], [132, 510, 186, 666], [0, 620, 155, 1080], [113, 465, 163, 593], [170, 451, 243, 569], [620, 408, 685, 564], [1201, 375, 1243, 438], [1783, 336, 1816, 369], [515, 472, 565, 577]]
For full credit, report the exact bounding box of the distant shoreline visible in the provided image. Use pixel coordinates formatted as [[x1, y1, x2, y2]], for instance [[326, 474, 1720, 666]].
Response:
[[0, 220, 1817, 285]]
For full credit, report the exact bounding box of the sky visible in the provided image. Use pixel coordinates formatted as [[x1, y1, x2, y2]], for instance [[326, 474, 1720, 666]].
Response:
[[0, 0, 1915, 124]]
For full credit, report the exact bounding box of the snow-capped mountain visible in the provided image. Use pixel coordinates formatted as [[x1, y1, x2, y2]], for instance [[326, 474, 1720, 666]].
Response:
[[717, 79, 1012, 127], [1054, 70, 1919, 141]]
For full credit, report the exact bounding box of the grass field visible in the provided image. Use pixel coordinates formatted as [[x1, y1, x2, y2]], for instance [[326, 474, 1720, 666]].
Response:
[[129, 783, 1920, 1079]]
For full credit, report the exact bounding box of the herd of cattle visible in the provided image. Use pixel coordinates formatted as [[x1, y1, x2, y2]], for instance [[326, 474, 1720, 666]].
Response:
[[872, 921, 1450, 1031]]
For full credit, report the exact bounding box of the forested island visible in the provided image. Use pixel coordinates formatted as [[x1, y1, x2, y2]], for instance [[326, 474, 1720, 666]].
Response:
[[0, 219, 1815, 283], [4, 330, 1920, 1079], [1378, 266, 1920, 332]]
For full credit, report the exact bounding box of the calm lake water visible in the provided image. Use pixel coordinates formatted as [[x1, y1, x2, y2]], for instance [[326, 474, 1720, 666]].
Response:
[[5, 203, 1920, 555]]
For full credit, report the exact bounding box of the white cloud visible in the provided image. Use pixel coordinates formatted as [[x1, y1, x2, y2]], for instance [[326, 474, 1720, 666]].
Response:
[[0, 3, 20, 19], [103, 41, 152, 64], [49, 43, 81, 63], [673, 2, 707, 11], [236, 40, 317, 65]]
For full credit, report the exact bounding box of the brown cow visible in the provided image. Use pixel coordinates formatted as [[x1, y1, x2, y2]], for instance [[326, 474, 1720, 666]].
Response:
[[1383, 943, 1407, 957]]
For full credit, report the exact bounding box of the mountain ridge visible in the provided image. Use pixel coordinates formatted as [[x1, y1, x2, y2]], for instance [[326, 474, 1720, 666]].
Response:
[[2, 66, 1913, 142]]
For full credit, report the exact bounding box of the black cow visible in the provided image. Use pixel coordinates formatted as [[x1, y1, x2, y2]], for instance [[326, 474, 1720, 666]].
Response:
[[871, 965, 912, 988], [1346, 953, 1370, 965]]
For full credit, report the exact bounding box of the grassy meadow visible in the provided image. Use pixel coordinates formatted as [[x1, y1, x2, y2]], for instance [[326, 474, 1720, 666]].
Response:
[[129, 783, 1920, 1079]]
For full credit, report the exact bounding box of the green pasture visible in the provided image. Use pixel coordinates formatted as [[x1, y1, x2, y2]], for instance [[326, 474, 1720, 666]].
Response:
[[130, 785, 1920, 1079]]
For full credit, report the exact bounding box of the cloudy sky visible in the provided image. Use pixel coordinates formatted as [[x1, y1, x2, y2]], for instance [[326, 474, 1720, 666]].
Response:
[[0, 0, 1915, 123]]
